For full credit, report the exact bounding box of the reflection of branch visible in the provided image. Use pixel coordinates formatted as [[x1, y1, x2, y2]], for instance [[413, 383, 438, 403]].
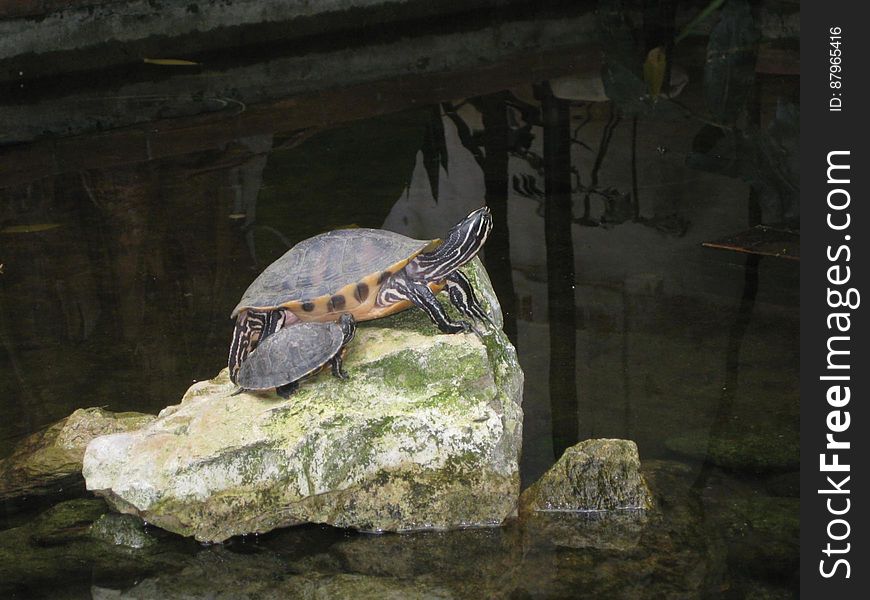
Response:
[[580, 105, 621, 223], [538, 84, 578, 459], [244, 225, 293, 268], [675, 0, 726, 44], [79, 172, 105, 210], [668, 97, 732, 129], [693, 186, 762, 490], [631, 116, 640, 220], [479, 93, 518, 345], [571, 104, 593, 148], [692, 253, 759, 491], [212, 97, 247, 117], [0, 284, 37, 410], [572, 104, 592, 130]]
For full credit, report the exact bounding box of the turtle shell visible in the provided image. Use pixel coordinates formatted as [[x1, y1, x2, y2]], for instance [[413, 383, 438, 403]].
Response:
[[231, 228, 436, 321], [236, 322, 344, 390]]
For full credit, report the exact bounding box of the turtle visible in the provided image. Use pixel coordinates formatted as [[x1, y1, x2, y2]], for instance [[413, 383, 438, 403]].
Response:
[[228, 206, 493, 387], [236, 314, 356, 398]]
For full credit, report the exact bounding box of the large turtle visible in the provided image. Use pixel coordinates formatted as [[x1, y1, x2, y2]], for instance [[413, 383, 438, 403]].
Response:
[[228, 206, 493, 390], [236, 314, 356, 398]]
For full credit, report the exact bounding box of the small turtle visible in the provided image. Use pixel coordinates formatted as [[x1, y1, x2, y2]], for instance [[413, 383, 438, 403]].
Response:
[[236, 314, 356, 398], [228, 207, 493, 386]]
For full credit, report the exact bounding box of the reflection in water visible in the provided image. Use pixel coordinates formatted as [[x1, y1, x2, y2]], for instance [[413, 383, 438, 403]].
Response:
[[478, 93, 518, 346], [0, 143, 272, 440], [1, 9, 800, 594], [693, 252, 760, 492], [537, 83, 578, 460]]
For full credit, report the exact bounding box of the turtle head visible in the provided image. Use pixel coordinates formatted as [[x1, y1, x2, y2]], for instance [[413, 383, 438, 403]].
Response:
[[337, 313, 356, 345], [413, 206, 492, 282]]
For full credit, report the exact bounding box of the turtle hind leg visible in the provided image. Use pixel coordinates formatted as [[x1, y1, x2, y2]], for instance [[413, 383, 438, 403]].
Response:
[[276, 381, 300, 399], [446, 271, 494, 327]]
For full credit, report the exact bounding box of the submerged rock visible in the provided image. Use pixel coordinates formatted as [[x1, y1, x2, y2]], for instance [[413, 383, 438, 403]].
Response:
[[519, 439, 653, 513], [0, 408, 155, 499], [83, 260, 524, 543]]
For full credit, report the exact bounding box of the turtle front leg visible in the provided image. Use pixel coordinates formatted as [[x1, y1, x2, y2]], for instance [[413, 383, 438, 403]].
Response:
[[330, 353, 349, 380], [402, 278, 472, 334], [329, 313, 357, 380], [445, 271, 494, 327]]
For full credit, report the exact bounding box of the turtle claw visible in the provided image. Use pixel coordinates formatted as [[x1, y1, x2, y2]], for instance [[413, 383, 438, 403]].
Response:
[[440, 320, 472, 335], [461, 321, 486, 339], [454, 320, 487, 339]]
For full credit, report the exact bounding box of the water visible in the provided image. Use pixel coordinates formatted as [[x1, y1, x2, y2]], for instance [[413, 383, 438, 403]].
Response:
[[1, 3, 798, 598]]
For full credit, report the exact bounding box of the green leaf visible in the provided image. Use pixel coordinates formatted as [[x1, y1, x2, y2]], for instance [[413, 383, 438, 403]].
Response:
[[643, 46, 667, 97]]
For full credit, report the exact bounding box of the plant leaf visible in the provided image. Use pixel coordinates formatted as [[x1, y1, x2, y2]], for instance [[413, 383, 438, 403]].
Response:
[[643, 46, 667, 97]]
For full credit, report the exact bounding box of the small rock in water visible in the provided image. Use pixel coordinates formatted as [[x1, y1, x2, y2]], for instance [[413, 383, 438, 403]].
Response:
[[518, 439, 654, 553], [519, 439, 653, 513]]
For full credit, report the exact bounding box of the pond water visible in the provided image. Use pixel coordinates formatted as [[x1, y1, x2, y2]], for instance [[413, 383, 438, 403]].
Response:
[[1, 2, 799, 598]]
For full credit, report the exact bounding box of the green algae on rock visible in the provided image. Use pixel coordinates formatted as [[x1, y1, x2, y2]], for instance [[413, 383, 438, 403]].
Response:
[[0, 408, 155, 499], [519, 439, 653, 513], [83, 259, 524, 542]]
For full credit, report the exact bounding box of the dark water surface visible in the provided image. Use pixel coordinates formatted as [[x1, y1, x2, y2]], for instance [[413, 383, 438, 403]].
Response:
[[1, 3, 799, 598]]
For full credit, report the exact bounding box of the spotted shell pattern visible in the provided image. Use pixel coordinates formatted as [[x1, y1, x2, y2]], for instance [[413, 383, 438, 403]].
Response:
[[231, 229, 436, 321], [236, 321, 344, 389]]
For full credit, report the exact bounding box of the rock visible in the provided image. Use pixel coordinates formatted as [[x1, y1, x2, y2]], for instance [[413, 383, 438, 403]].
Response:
[[83, 260, 524, 542], [90, 514, 157, 550], [519, 439, 653, 513], [664, 427, 799, 473], [0, 408, 155, 499], [25, 498, 110, 547]]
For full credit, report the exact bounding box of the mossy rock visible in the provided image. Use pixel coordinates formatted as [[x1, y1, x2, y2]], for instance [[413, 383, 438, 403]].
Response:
[[83, 260, 524, 542], [520, 439, 653, 513]]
